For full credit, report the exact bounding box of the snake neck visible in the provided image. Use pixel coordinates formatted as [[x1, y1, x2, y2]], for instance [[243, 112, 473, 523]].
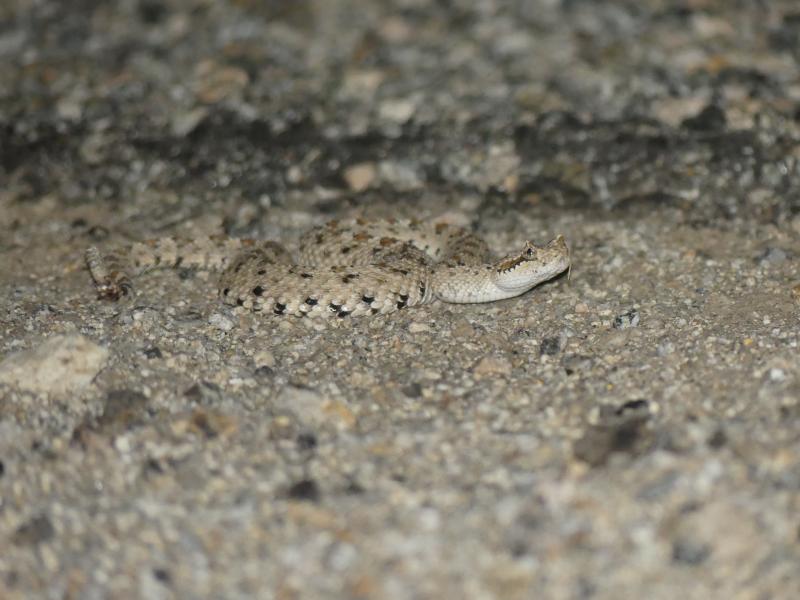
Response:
[[433, 235, 570, 304]]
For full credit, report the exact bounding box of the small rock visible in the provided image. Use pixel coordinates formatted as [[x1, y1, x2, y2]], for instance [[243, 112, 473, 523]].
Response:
[[401, 382, 422, 398], [672, 539, 712, 565], [378, 98, 415, 124], [573, 408, 650, 467], [13, 514, 55, 546], [539, 336, 561, 356], [96, 389, 149, 431], [255, 365, 275, 378], [273, 385, 356, 429], [193, 60, 249, 104], [296, 432, 318, 451], [615, 399, 650, 417], [0, 334, 108, 396], [377, 160, 422, 190], [170, 107, 208, 137], [143, 347, 163, 359], [451, 318, 476, 339], [253, 350, 276, 368], [209, 313, 235, 332], [408, 321, 431, 333], [613, 309, 641, 329], [757, 246, 788, 265], [342, 162, 377, 192], [183, 381, 223, 405], [472, 356, 513, 378], [286, 478, 321, 502], [768, 368, 786, 382], [681, 104, 726, 132], [707, 428, 727, 449]]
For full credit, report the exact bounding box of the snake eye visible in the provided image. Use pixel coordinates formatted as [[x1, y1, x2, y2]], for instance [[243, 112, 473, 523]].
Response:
[[525, 246, 534, 257]]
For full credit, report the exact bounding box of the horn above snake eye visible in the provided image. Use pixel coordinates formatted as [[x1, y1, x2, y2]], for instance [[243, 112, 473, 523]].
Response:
[[524, 242, 535, 257]]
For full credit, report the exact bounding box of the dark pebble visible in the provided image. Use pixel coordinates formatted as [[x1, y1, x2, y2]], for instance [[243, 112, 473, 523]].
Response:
[[707, 428, 727, 449], [152, 567, 172, 584], [296, 432, 318, 451], [143, 347, 163, 359], [682, 104, 727, 132], [184, 381, 222, 405], [540, 336, 561, 356], [613, 309, 640, 329], [255, 365, 275, 378], [402, 382, 423, 398], [97, 389, 149, 431], [287, 479, 320, 502], [615, 399, 649, 416], [13, 514, 55, 546], [672, 539, 711, 565]]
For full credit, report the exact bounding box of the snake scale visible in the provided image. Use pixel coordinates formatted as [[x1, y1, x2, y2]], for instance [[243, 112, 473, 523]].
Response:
[[86, 218, 570, 318]]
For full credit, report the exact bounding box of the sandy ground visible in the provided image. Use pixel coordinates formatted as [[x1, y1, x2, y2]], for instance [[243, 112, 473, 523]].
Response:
[[1, 1, 799, 598]]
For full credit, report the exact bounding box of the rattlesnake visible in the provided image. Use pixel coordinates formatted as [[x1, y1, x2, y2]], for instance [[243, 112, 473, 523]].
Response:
[[86, 218, 570, 318]]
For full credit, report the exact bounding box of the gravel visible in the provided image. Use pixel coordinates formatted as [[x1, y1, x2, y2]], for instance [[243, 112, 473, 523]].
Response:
[[1, 0, 800, 598]]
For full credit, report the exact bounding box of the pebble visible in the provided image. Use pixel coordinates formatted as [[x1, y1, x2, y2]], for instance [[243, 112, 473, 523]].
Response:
[[0, 334, 108, 396], [343, 162, 377, 192], [209, 313, 235, 332], [193, 60, 249, 104], [472, 356, 513, 378], [758, 247, 788, 265], [378, 98, 416, 124], [253, 350, 276, 368], [272, 385, 356, 430], [613, 309, 641, 329]]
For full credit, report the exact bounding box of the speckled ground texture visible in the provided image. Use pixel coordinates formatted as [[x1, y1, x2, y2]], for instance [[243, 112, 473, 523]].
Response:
[[1, 0, 800, 598]]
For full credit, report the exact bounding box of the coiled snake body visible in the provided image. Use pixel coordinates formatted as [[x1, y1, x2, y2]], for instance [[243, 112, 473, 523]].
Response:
[[86, 218, 570, 318]]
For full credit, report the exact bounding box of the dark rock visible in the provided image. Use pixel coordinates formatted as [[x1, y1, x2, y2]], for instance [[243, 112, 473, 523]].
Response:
[[184, 381, 223, 405], [143, 347, 163, 359], [402, 382, 423, 398], [255, 365, 275, 378], [97, 389, 150, 431], [707, 428, 728, 449], [573, 407, 651, 467], [287, 479, 320, 502], [152, 568, 172, 584], [296, 432, 318, 451], [682, 105, 727, 132], [613, 309, 640, 329], [615, 399, 649, 417], [672, 539, 711, 565], [540, 336, 561, 356], [13, 514, 55, 546]]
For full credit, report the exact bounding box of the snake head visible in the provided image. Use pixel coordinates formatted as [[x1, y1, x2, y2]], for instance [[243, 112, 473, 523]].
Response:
[[493, 235, 571, 293]]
